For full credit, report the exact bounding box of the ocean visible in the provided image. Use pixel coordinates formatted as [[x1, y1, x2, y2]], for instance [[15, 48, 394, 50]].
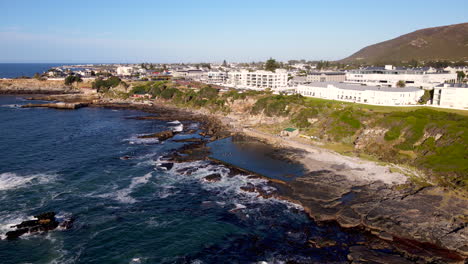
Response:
[[0, 63, 70, 78], [0, 96, 399, 263]]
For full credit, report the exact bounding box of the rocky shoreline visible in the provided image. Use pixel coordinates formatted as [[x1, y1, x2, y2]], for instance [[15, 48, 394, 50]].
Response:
[[17, 93, 468, 263]]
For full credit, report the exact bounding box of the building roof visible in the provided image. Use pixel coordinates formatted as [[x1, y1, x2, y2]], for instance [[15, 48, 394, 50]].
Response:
[[302, 82, 422, 93], [435, 83, 468, 88], [349, 67, 450, 75], [284, 128, 297, 132], [308, 71, 345, 76]]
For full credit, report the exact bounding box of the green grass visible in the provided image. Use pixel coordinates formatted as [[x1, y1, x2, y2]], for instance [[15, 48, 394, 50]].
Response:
[[303, 97, 468, 116]]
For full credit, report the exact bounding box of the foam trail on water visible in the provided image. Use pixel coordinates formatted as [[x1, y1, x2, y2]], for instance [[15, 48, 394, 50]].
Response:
[[122, 134, 159, 145], [100, 172, 154, 204], [0, 172, 56, 191]]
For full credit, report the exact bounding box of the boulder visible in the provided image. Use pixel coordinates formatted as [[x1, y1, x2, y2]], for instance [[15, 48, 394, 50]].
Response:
[[4, 212, 71, 240], [138, 130, 174, 141], [203, 174, 222, 182]]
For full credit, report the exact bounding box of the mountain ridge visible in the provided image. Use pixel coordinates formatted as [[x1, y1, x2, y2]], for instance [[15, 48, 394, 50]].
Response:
[[341, 22, 468, 64]]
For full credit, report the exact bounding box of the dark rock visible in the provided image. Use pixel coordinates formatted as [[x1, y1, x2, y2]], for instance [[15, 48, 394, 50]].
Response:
[[138, 130, 174, 141], [158, 162, 174, 171], [5, 228, 29, 240], [59, 217, 75, 230], [347, 245, 415, 264], [120, 155, 131, 160], [5, 211, 69, 240], [203, 173, 222, 182]]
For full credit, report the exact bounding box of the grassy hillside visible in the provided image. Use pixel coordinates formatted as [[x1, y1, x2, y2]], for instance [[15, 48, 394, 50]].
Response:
[[341, 22, 468, 64]]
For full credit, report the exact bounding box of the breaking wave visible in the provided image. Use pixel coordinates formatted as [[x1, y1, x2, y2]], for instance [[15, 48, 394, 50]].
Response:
[[0, 172, 56, 191]]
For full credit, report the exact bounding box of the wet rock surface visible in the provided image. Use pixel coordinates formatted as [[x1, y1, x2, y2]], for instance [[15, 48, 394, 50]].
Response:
[[274, 170, 468, 263], [5, 212, 74, 240], [138, 130, 174, 141], [203, 173, 222, 182]]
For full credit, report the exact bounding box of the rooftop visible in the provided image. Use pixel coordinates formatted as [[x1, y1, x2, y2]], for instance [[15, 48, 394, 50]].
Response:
[[308, 71, 345, 76], [435, 83, 468, 88], [301, 82, 422, 92]]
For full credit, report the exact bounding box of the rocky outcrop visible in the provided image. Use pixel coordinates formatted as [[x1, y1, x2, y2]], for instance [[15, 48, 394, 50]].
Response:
[[27, 94, 99, 103], [5, 212, 74, 239], [22, 102, 88, 110], [275, 171, 468, 263], [0, 79, 76, 94], [138, 130, 174, 141], [203, 173, 222, 182]]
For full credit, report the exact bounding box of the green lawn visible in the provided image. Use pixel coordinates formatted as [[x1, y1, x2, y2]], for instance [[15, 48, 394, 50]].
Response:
[[303, 97, 468, 116]]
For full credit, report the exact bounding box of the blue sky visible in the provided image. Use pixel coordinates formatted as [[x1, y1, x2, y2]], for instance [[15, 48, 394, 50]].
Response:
[[0, 0, 466, 63]]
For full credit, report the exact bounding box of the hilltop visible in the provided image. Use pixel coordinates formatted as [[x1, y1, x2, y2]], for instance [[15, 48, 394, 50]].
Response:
[[341, 22, 468, 64]]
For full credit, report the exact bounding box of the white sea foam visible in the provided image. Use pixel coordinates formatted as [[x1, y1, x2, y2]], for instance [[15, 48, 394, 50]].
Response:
[[0, 213, 33, 240], [0, 104, 22, 108], [0, 172, 56, 191], [105, 172, 154, 204], [122, 135, 159, 145], [168, 161, 304, 213]]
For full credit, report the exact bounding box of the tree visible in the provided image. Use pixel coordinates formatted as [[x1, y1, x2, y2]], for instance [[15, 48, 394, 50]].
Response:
[[396, 80, 406, 88], [64, 75, 83, 85], [418, 89, 433, 104], [33, 73, 41, 80], [222, 60, 228, 67], [456, 71, 466, 82], [264, 58, 280, 72]]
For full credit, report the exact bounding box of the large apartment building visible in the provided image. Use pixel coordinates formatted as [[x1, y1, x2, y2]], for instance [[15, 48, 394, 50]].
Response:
[[345, 65, 456, 89], [306, 72, 345, 82], [203, 71, 228, 84], [227, 69, 288, 89], [432, 83, 468, 109], [296, 82, 424, 106]]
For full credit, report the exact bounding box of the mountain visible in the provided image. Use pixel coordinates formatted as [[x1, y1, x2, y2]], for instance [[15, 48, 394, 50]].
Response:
[[341, 22, 468, 64]]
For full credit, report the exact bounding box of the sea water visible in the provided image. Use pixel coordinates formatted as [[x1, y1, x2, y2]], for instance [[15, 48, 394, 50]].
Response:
[[0, 96, 397, 264]]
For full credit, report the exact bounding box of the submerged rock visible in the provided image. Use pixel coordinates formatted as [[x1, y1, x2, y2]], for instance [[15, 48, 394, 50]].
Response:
[[173, 138, 203, 143], [203, 173, 222, 182], [158, 162, 174, 171]]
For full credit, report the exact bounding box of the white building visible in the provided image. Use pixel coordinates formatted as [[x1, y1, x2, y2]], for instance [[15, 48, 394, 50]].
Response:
[[203, 71, 228, 84], [227, 69, 288, 90], [345, 65, 457, 89], [307, 72, 346, 82], [296, 82, 425, 106], [116, 66, 134, 76], [432, 83, 468, 109]]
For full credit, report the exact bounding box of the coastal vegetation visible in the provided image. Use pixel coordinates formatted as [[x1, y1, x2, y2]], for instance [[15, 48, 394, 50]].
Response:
[[64, 75, 83, 85], [92, 76, 124, 92], [102, 80, 468, 193]]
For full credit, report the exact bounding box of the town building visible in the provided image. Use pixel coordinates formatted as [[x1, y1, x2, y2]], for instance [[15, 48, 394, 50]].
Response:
[[432, 83, 468, 109], [204, 71, 228, 84], [307, 72, 345, 83], [289, 76, 308, 87], [227, 69, 289, 90], [345, 65, 457, 89], [296, 82, 425, 106], [116, 66, 134, 76]]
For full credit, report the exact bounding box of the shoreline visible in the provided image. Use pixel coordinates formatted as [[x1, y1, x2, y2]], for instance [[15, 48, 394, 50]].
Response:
[[10, 93, 468, 263]]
